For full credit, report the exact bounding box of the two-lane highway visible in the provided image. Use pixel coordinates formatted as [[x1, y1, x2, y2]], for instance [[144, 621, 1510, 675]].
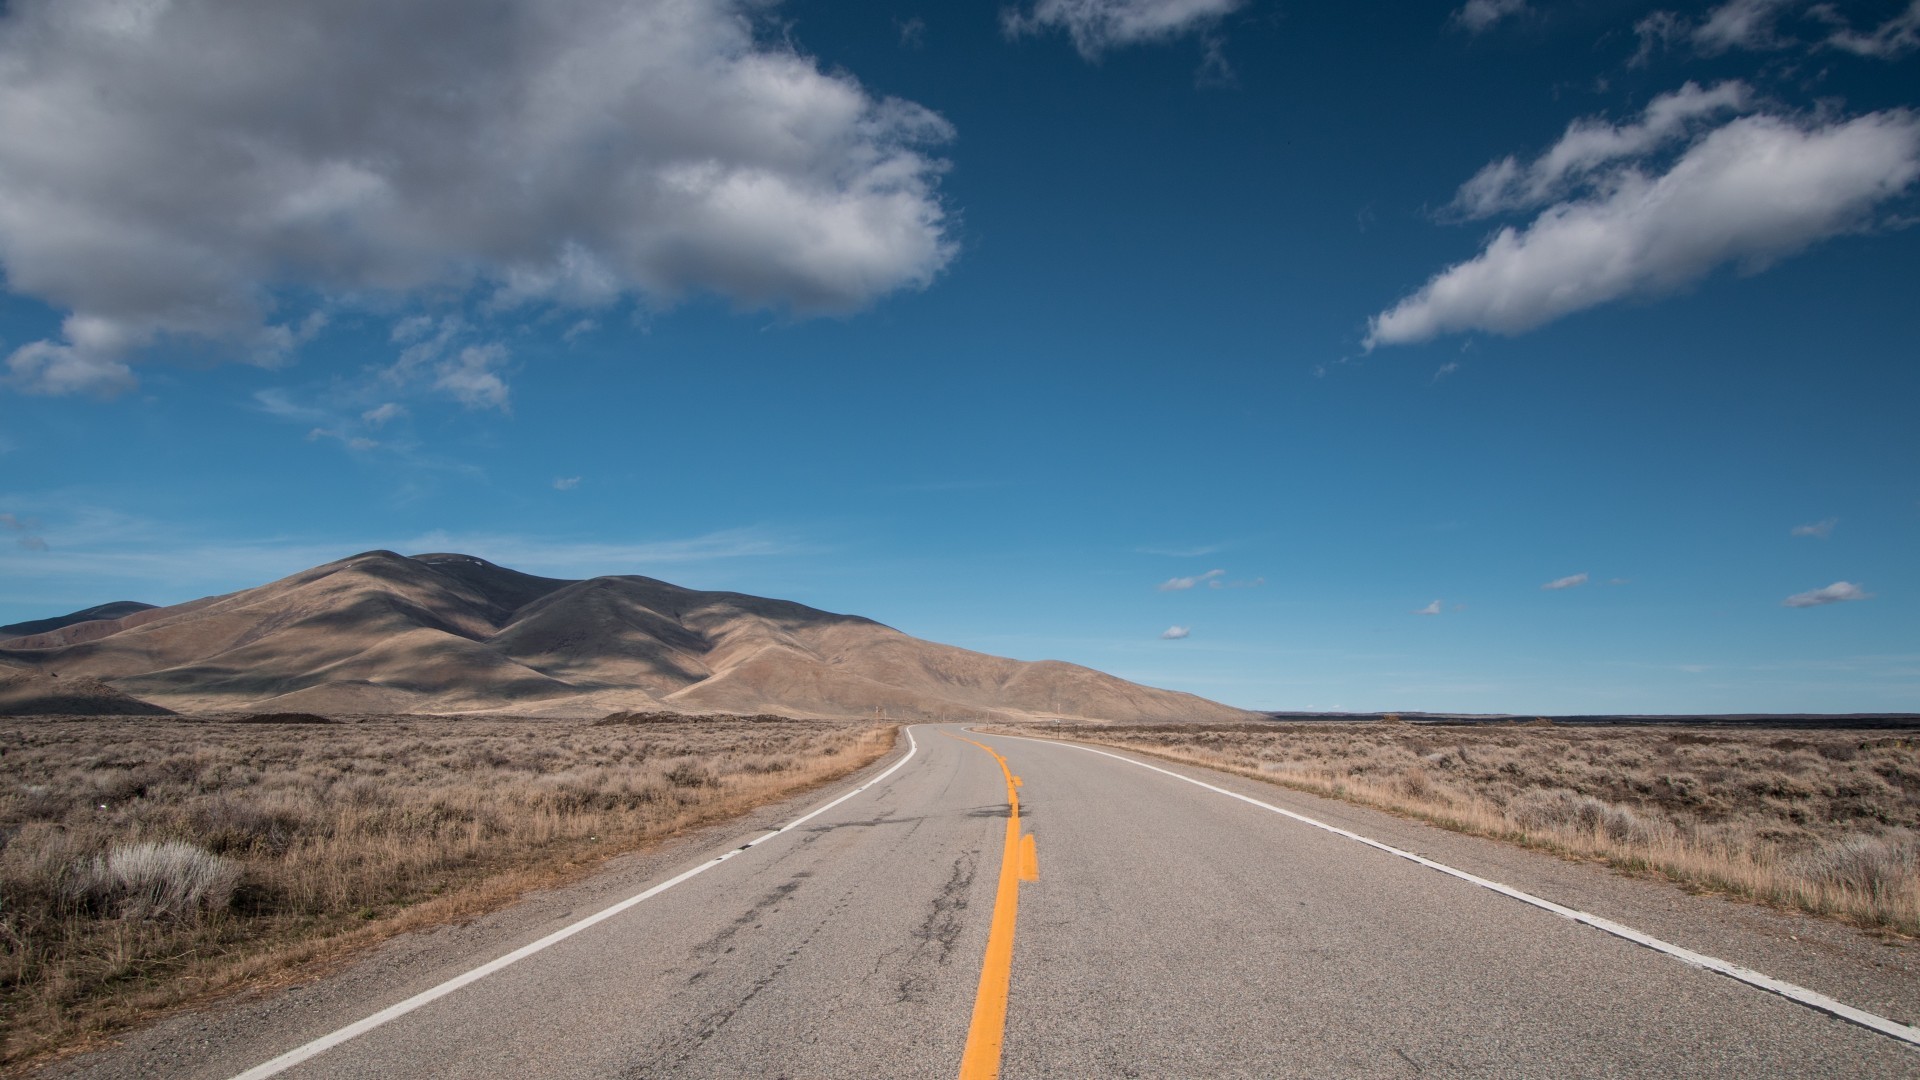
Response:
[[49, 725, 1920, 1079]]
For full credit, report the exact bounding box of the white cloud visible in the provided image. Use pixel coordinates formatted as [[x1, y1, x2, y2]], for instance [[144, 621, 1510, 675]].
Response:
[[1367, 109, 1920, 347], [1159, 568, 1226, 591], [1541, 572, 1589, 590], [552, 476, 582, 491], [1432, 361, 1461, 383], [0, 0, 955, 396], [1454, 0, 1528, 34], [1791, 518, 1837, 538], [1160, 625, 1191, 639], [1413, 599, 1443, 616], [1693, 0, 1797, 53], [1784, 581, 1872, 607], [1004, 0, 1245, 58], [433, 344, 511, 412], [1448, 82, 1752, 219], [1823, 0, 1920, 58], [361, 403, 406, 428]]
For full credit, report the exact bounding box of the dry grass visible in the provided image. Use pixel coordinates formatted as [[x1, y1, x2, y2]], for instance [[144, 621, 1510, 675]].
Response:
[[994, 721, 1920, 936], [0, 714, 893, 1069]]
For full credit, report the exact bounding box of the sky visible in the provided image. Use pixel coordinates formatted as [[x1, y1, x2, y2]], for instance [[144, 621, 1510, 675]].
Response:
[[1, 0, 1916, 714]]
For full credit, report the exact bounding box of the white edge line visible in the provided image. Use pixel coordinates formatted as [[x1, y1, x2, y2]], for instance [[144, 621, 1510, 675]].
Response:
[[227, 727, 921, 1080], [983, 730, 1920, 1050]]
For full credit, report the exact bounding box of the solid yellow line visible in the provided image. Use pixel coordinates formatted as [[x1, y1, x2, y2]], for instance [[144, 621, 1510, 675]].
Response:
[[944, 733, 1035, 1080]]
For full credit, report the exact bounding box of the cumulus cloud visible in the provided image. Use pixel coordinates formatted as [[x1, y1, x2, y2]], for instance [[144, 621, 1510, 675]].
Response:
[[552, 476, 582, 491], [1413, 599, 1443, 616], [1004, 0, 1245, 58], [1822, 0, 1920, 58], [1367, 108, 1920, 347], [1448, 82, 1752, 219], [1160, 625, 1191, 639], [1454, 0, 1528, 34], [1783, 581, 1872, 607], [1791, 518, 1837, 538], [0, 0, 955, 396], [1541, 572, 1589, 590], [1159, 568, 1226, 591], [434, 345, 512, 412]]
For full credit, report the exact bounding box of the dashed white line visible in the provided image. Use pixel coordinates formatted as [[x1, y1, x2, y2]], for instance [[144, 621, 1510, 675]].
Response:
[[227, 727, 921, 1080], [985, 731, 1920, 1050]]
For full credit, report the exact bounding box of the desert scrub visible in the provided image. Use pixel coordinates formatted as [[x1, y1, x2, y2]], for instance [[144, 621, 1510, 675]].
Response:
[[992, 722, 1920, 936], [0, 714, 893, 1068]]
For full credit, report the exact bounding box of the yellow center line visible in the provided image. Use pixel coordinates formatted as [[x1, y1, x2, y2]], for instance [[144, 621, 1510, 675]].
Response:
[[944, 732, 1038, 1080]]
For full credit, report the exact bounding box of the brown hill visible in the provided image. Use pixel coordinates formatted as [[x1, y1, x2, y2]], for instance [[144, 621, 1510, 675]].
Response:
[[0, 551, 1255, 722], [0, 660, 173, 716], [0, 601, 156, 641]]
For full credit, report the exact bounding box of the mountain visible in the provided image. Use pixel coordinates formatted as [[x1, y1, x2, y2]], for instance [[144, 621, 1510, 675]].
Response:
[[0, 551, 1257, 722], [0, 601, 156, 640]]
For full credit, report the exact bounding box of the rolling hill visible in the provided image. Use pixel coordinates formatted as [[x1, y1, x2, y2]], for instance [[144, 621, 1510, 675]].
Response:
[[0, 551, 1256, 722]]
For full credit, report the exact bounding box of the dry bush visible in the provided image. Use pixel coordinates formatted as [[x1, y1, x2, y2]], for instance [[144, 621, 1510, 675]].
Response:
[[0, 714, 892, 1068], [996, 722, 1920, 935]]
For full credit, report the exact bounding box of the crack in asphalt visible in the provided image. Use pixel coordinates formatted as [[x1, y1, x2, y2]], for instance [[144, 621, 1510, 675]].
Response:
[[895, 850, 979, 1005]]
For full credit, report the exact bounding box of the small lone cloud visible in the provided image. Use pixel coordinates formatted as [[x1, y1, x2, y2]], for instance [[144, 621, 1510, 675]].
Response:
[[552, 476, 582, 491], [1431, 361, 1461, 384], [361, 402, 406, 427], [1413, 599, 1443, 616], [1542, 572, 1589, 590], [1159, 569, 1225, 591], [1454, 0, 1527, 34], [1791, 518, 1837, 539], [1783, 581, 1872, 608], [1607, 577, 1631, 586], [1160, 625, 1191, 639], [896, 16, 927, 48]]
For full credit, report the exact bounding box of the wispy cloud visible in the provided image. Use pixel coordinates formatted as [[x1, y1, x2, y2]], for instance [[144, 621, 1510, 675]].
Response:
[[0, 502, 807, 614], [1791, 518, 1837, 539], [1160, 625, 1191, 640], [1432, 361, 1461, 384], [1159, 569, 1226, 591], [362, 403, 406, 427], [1413, 599, 1443, 616], [1003, 0, 1245, 58], [1783, 581, 1872, 608], [1542, 572, 1589, 590], [0, 512, 48, 551], [552, 476, 582, 491], [1823, 1, 1920, 59]]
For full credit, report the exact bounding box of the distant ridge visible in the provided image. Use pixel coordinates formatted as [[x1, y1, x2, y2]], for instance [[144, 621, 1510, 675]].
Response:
[[0, 601, 156, 640], [0, 551, 1256, 722]]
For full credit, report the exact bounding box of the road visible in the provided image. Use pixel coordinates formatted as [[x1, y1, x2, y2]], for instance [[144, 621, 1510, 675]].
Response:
[[49, 725, 1920, 1079]]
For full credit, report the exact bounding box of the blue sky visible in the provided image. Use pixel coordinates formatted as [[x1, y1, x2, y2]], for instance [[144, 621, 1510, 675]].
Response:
[[1, 0, 1916, 713]]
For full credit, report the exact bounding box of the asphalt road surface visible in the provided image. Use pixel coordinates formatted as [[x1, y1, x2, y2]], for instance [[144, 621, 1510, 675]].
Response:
[[49, 725, 1920, 1079]]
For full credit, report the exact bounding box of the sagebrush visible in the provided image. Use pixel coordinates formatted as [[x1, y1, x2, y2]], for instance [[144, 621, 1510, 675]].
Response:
[[0, 715, 892, 1068]]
